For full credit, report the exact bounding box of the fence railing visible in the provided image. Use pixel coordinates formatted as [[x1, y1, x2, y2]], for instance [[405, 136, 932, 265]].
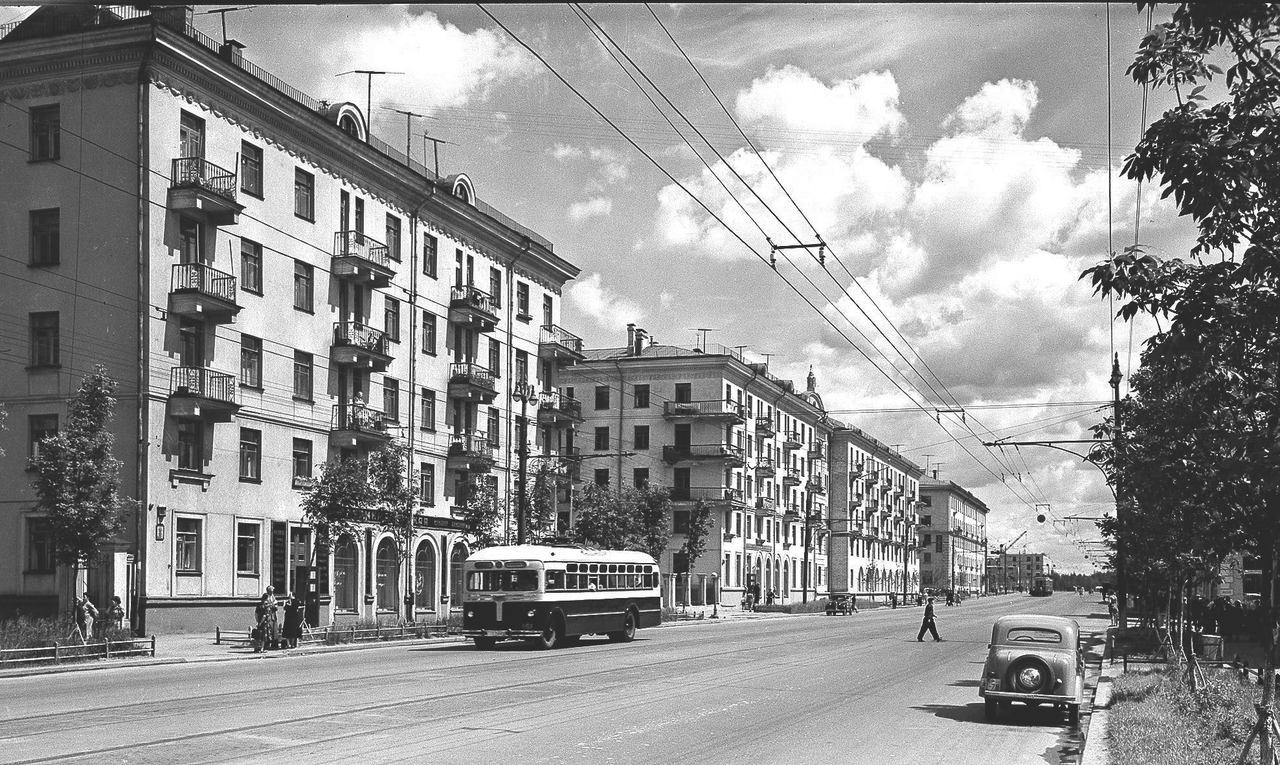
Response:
[[450, 285, 498, 316], [449, 362, 497, 391], [663, 400, 746, 419], [332, 322, 390, 356], [333, 230, 391, 269], [170, 367, 236, 404], [331, 403, 388, 436], [171, 262, 236, 303], [171, 157, 237, 201], [0, 636, 155, 667], [539, 323, 584, 355]]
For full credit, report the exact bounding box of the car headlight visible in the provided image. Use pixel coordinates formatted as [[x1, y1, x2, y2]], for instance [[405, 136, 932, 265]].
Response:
[[527, 609, 536, 618], [466, 610, 474, 618]]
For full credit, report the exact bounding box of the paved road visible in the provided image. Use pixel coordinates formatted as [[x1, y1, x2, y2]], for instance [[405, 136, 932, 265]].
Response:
[[1, 594, 1108, 764]]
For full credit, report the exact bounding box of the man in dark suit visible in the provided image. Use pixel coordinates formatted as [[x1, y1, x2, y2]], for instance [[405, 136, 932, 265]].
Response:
[[917, 597, 942, 642]]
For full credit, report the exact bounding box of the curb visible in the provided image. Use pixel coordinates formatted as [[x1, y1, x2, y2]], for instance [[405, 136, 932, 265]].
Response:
[[1080, 626, 1118, 765]]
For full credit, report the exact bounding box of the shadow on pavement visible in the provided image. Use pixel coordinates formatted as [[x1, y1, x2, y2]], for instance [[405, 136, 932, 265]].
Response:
[[914, 701, 1072, 729]]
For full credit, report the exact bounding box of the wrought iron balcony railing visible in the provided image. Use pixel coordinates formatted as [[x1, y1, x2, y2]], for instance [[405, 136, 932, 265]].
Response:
[[171, 157, 237, 202], [171, 262, 237, 303]]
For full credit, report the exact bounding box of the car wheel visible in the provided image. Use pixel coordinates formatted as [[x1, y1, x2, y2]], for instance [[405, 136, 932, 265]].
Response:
[[609, 609, 637, 643], [984, 698, 998, 721], [1007, 655, 1054, 694], [473, 636, 496, 650]]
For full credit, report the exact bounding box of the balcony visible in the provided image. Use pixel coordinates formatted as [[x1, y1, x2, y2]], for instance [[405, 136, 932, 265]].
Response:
[[332, 231, 394, 288], [852, 462, 866, 477], [167, 367, 238, 422], [168, 263, 240, 322], [331, 322, 393, 372], [808, 441, 826, 460], [537, 390, 584, 428], [168, 157, 242, 225], [782, 467, 802, 486], [806, 474, 827, 495], [447, 430, 496, 473], [662, 443, 745, 466], [781, 430, 803, 450], [755, 416, 776, 438], [671, 486, 742, 504], [447, 362, 498, 403], [538, 324, 584, 365], [561, 446, 582, 481], [753, 457, 776, 477], [662, 400, 746, 423], [756, 496, 777, 513], [448, 285, 499, 332], [329, 403, 390, 448]]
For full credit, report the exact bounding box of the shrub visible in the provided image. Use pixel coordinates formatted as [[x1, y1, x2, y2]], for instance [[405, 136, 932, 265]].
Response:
[[0, 615, 136, 650]]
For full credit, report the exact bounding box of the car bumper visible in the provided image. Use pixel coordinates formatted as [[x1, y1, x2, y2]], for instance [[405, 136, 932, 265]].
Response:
[[980, 688, 1080, 705], [462, 628, 542, 639]]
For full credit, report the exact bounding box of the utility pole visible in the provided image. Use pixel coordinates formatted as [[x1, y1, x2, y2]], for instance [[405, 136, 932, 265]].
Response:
[[802, 490, 814, 603], [512, 380, 538, 545], [1110, 352, 1127, 632]]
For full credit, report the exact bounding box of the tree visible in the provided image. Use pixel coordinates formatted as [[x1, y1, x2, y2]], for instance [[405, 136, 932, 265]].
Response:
[[29, 365, 127, 594], [525, 459, 563, 542], [572, 482, 639, 550], [366, 442, 416, 552], [457, 476, 502, 550], [1080, 3, 1280, 758], [634, 483, 673, 562], [680, 498, 715, 572], [300, 456, 374, 552]]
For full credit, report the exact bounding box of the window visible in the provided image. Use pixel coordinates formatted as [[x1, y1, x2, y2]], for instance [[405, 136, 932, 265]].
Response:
[[354, 197, 365, 234], [421, 388, 436, 431], [177, 420, 203, 471], [594, 469, 610, 487], [292, 438, 313, 487], [27, 518, 54, 573], [516, 281, 530, 319], [542, 294, 554, 327], [340, 189, 350, 231], [240, 238, 262, 294], [415, 542, 436, 609], [239, 428, 261, 481], [29, 208, 59, 266], [240, 141, 263, 197], [29, 104, 60, 161], [936, 535, 945, 553], [29, 312, 58, 367], [633, 384, 649, 409], [674, 510, 691, 535], [675, 382, 692, 403], [385, 297, 400, 342], [633, 425, 649, 451], [488, 408, 500, 447], [292, 350, 313, 401], [383, 378, 400, 422], [175, 517, 202, 573], [595, 386, 610, 410], [236, 522, 260, 574], [376, 538, 399, 611], [179, 111, 205, 158], [419, 462, 435, 506], [634, 467, 649, 488], [240, 335, 262, 388], [28, 414, 58, 461], [594, 426, 609, 451], [293, 168, 314, 220], [488, 339, 501, 376], [422, 311, 437, 355], [515, 350, 529, 384], [385, 214, 401, 261], [293, 261, 313, 312], [334, 536, 358, 611], [423, 233, 438, 277], [490, 267, 502, 307]]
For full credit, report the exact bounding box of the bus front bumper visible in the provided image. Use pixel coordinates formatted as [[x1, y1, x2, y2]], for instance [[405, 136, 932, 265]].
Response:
[[461, 628, 543, 639]]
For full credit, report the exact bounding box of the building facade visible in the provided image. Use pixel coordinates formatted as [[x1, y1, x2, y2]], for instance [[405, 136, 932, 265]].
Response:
[[917, 478, 989, 596], [0, 6, 581, 631], [988, 552, 1052, 593], [827, 427, 924, 601], [561, 326, 834, 606]]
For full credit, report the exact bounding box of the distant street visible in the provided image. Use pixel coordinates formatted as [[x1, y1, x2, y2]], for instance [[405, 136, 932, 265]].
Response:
[[1, 595, 1107, 765]]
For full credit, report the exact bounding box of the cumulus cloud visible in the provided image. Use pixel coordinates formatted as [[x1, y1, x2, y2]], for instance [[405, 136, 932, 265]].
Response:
[[550, 143, 584, 161], [566, 273, 643, 327], [568, 197, 613, 221], [735, 66, 904, 141], [331, 11, 536, 110]]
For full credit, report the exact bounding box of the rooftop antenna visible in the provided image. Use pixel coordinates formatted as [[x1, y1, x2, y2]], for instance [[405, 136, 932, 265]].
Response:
[[891, 443, 903, 455], [198, 6, 252, 45], [731, 344, 748, 360], [386, 108, 426, 164], [688, 328, 718, 352], [337, 70, 404, 136], [922, 453, 935, 472], [423, 132, 452, 180], [759, 352, 777, 371]]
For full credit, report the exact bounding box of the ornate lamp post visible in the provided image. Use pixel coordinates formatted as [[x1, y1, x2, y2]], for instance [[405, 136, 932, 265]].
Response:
[[511, 378, 539, 545]]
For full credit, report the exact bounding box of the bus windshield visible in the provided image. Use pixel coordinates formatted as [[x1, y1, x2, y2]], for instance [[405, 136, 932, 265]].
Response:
[[467, 570, 540, 592]]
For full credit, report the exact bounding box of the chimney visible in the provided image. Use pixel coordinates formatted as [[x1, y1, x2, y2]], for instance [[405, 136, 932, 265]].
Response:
[[219, 39, 246, 67], [634, 328, 646, 355], [626, 324, 636, 356], [932, 469, 939, 479]]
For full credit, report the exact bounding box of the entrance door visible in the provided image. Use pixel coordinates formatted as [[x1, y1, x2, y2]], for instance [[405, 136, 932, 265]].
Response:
[[178, 319, 203, 367], [674, 423, 691, 450]]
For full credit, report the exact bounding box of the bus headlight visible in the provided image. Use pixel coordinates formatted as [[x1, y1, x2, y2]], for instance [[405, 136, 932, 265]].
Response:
[[527, 610, 536, 618], [466, 610, 474, 618]]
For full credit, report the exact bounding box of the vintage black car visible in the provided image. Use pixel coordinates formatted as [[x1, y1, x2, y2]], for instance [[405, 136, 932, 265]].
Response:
[[979, 614, 1084, 726], [825, 594, 854, 615]]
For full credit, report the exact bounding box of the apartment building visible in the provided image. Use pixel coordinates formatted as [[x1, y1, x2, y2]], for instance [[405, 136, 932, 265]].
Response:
[[827, 427, 924, 600], [0, 6, 581, 632], [917, 477, 990, 596], [988, 551, 1052, 593], [561, 326, 834, 606]]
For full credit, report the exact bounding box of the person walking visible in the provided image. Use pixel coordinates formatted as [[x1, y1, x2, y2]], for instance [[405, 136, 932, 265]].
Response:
[[917, 597, 942, 642], [73, 594, 99, 643], [254, 586, 280, 651], [890, 591, 897, 609], [281, 592, 304, 649], [105, 595, 126, 634]]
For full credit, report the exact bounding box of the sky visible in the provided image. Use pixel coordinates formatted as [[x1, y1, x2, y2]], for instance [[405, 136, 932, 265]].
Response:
[[3, 3, 1205, 574]]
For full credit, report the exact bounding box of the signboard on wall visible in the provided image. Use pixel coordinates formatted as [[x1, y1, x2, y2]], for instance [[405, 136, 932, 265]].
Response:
[[271, 521, 287, 594]]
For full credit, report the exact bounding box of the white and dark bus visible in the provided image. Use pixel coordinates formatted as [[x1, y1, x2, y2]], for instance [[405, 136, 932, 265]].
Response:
[[460, 543, 662, 649]]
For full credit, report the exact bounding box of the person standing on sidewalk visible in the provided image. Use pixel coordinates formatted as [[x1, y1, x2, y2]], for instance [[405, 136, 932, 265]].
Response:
[[917, 597, 942, 642], [281, 593, 303, 649]]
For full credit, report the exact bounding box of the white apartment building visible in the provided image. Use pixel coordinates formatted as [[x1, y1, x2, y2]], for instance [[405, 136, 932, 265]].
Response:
[[827, 427, 924, 601], [917, 477, 990, 596], [0, 6, 581, 632], [561, 326, 834, 607]]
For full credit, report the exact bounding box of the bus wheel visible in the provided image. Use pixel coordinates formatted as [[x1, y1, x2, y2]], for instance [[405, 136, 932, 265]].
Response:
[[536, 619, 563, 650], [473, 637, 496, 650], [609, 609, 637, 643]]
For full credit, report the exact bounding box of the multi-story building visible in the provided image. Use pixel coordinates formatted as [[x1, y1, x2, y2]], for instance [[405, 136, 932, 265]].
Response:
[[991, 551, 1052, 593], [561, 325, 834, 606], [0, 6, 581, 632], [828, 427, 924, 601], [917, 477, 989, 596]]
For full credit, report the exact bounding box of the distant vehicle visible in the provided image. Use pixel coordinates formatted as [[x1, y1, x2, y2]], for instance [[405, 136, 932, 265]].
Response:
[[980, 614, 1085, 727], [1029, 575, 1054, 597], [825, 594, 854, 615], [460, 543, 661, 649]]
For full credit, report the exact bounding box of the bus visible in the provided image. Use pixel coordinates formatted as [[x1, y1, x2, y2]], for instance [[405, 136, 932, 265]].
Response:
[[460, 543, 662, 649], [1030, 575, 1054, 597]]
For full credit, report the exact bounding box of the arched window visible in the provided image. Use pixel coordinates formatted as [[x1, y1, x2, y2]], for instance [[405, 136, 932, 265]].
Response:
[[338, 114, 360, 137], [414, 541, 436, 611], [449, 544, 467, 606], [334, 536, 358, 612], [375, 538, 399, 611]]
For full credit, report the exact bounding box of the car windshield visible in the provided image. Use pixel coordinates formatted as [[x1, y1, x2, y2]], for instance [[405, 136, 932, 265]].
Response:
[[1005, 627, 1062, 644]]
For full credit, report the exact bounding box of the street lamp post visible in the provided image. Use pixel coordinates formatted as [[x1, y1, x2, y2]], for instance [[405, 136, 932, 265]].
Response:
[[511, 379, 539, 545]]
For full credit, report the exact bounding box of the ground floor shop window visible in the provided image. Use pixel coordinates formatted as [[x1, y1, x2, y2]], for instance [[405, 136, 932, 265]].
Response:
[[334, 536, 358, 611], [375, 538, 398, 610], [176, 517, 201, 573], [415, 542, 436, 610]]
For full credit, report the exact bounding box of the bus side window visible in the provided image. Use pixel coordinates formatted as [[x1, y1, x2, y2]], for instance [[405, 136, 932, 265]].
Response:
[[546, 571, 564, 590]]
